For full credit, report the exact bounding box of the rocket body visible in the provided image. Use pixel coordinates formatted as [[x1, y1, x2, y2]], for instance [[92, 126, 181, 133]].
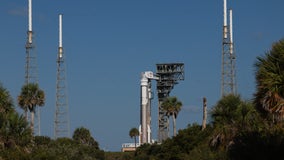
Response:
[[139, 72, 158, 144]]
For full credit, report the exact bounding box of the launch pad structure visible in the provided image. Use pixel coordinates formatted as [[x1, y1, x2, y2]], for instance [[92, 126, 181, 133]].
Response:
[[138, 63, 184, 146], [135, 1, 236, 146], [156, 63, 184, 142]]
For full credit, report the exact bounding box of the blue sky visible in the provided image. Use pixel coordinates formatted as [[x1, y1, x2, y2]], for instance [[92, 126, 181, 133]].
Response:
[[1, 0, 284, 151]]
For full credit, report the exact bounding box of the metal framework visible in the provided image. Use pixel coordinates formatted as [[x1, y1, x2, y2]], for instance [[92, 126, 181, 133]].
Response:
[[156, 63, 184, 142], [25, 32, 38, 84], [221, 37, 236, 96], [25, 31, 41, 136], [221, 0, 236, 97], [55, 14, 70, 138], [25, 0, 41, 136]]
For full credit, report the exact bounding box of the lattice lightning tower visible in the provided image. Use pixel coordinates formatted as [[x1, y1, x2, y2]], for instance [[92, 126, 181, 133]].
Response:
[[55, 14, 70, 138], [221, 0, 236, 97], [25, 0, 41, 136]]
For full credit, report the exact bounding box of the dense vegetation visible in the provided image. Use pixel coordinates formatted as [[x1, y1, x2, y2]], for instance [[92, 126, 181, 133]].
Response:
[[1, 39, 284, 159], [0, 84, 104, 160], [133, 96, 284, 160]]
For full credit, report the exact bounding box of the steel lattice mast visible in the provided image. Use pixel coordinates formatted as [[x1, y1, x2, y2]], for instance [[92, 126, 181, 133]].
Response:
[[221, 0, 236, 97], [25, 0, 41, 136], [55, 14, 70, 138]]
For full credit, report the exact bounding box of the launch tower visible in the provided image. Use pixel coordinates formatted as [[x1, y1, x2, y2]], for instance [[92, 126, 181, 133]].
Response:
[[156, 63, 184, 142]]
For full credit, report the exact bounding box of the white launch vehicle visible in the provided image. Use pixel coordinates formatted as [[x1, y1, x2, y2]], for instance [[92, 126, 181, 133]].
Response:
[[139, 71, 159, 144]]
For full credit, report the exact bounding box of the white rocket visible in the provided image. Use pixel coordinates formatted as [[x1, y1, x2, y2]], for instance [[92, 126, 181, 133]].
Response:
[[139, 71, 159, 144]]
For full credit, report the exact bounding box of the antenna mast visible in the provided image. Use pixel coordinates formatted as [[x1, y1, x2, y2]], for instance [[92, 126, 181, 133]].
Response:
[[25, 0, 41, 136], [221, 0, 236, 97], [55, 14, 70, 138]]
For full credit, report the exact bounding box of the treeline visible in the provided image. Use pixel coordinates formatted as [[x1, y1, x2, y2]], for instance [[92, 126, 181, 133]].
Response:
[[0, 84, 104, 160], [133, 95, 284, 160]]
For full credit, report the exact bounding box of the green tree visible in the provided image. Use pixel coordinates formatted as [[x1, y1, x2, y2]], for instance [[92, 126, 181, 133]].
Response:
[[254, 39, 284, 122], [210, 94, 262, 151], [0, 83, 32, 158], [73, 127, 99, 148], [210, 94, 242, 150], [0, 84, 16, 148], [161, 96, 182, 137], [211, 94, 242, 125], [134, 124, 218, 160], [6, 113, 32, 147], [0, 83, 14, 114], [18, 83, 45, 133], [129, 127, 139, 148], [72, 128, 104, 159]]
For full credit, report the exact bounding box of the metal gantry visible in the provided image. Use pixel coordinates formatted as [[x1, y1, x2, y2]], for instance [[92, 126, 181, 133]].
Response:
[[55, 14, 70, 138], [156, 63, 184, 142]]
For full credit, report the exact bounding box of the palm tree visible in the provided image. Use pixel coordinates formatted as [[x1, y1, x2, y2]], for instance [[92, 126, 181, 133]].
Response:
[[129, 127, 139, 148], [6, 112, 32, 147], [73, 127, 99, 148], [161, 96, 182, 137], [0, 84, 32, 148], [18, 83, 45, 133], [210, 94, 261, 149], [0, 83, 14, 115], [254, 39, 284, 122], [0, 84, 14, 147], [210, 94, 242, 148]]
